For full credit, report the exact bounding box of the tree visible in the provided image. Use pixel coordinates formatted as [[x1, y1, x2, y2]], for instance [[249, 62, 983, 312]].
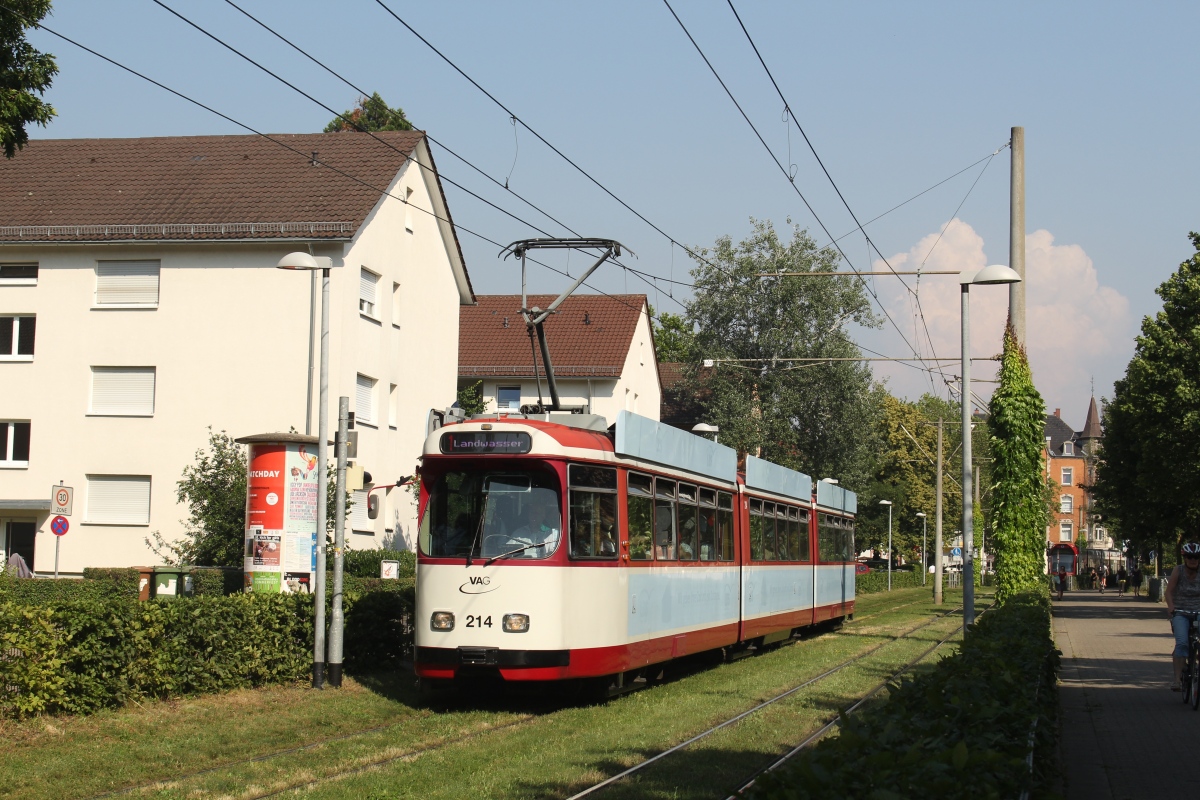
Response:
[[683, 219, 881, 489], [1, 0, 57, 158], [323, 92, 413, 133], [988, 324, 1050, 602], [650, 307, 696, 363], [1095, 232, 1200, 564], [148, 428, 347, 567], [456, 380, 487, 416]]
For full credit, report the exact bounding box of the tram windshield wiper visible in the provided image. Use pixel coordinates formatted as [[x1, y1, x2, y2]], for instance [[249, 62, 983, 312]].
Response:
[[484, 540, 550, 566]]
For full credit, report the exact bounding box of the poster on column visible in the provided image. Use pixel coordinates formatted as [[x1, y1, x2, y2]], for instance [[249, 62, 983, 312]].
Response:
[[244, 441, 319, 594]]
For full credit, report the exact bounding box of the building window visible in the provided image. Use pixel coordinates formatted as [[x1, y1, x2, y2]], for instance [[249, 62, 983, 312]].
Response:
[[497, 386, 521, 410], [350, 489, 372, 532], [86, 475, 151, 525], [359, 268, 379, 317], [1062, 441, 1074, 456], [405, 187, 414, 232], [388, 383, 398, 428], [0, 421, 31, 467], [1093, 526, 1107, 542], [96, 260, 160, 306], [356, 374, 376, 425], [0, 315, 35, 360], [1061, 466, 1073, 486], [0, 263, 38, 286], [1060, 521, 1073, 542], [1060, 495, 1073, 513], [391, 282, 402, 326], [90, 367, 156, 416]]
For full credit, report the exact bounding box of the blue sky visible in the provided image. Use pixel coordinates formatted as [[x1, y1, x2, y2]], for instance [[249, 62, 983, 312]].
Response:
[[25, 0, 1200, 424]]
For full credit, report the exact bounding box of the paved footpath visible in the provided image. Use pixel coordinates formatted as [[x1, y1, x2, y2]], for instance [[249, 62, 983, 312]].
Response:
[[1054, 587, 1194, 799]]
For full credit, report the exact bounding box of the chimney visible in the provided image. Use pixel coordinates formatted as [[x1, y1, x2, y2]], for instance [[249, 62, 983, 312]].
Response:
[[1054, 408, 1061, 417]]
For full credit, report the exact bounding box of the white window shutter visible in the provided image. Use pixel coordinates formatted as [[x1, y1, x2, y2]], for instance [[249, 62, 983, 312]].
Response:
[[96, 261, 160, 305], [87, 476, 151, 524], [351, 489, 371, 532], [91, 367, 155, 415], [359, 269, 377, 315], [356, 374, 375, 424]]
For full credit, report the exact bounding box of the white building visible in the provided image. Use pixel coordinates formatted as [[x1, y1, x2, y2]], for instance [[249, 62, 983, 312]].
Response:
[[458, 294, 661, 423], [0, 132, 474, 575]]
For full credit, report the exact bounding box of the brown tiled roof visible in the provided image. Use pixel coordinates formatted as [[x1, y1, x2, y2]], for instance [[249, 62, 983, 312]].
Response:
[[460, 294, 647, 378], [0, 132, 430, 242], [659, 362, 687, 389]]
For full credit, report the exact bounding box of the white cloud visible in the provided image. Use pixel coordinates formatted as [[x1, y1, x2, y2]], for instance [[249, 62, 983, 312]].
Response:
[[859, 220, 1132, 423]]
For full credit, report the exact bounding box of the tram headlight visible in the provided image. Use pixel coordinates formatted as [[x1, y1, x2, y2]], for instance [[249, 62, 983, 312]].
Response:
[[430, 611, 455, 631], [502, 613, 530, 633]]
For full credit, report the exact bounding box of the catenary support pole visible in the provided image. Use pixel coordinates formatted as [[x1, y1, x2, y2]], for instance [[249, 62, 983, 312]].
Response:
[[328, 396, 349, 687], [921, 514, 927, 586], [975, 464, 984, 577], [312, 267, 330, 689], [1009, 126, 1026, 345], [962, 286, 976, 629], [935, 419, 944, 605], [887, 503, 893, 591], [306, 268, 316, 435]]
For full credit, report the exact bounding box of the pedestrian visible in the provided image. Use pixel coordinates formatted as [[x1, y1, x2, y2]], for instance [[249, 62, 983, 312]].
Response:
[[1117, 566, 1128, 597], [1098, 562, 1109, 594], [1056, 565, 1067, 601], [1132, 566, 1143, 597], [1087, 566, 1097, 590]]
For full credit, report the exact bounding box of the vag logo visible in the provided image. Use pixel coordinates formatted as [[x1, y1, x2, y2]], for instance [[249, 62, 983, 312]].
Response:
[[459, 575, 498, 594]]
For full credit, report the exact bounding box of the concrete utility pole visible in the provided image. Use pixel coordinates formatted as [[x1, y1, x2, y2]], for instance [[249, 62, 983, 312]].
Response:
[[328, 396, 350, 687], [935, 418, 944, 605], [1009, 126, 1026, 345]]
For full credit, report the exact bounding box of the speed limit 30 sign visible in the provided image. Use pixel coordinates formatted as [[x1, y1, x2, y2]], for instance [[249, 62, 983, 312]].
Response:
[[52, 485, 74, 516]]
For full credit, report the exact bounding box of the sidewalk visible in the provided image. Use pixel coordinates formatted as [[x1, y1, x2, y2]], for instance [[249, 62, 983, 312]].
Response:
[[1054, 586, 1191, 799]]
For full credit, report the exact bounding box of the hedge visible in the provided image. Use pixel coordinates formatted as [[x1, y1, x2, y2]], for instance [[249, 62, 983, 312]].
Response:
[[0, 578, 415, 718], [752, 590, 1058, 799], [0, 569, 139, 604], [855, 569, 925, 594]]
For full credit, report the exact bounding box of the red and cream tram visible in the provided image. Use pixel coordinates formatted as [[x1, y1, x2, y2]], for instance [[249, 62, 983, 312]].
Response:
[[1048, 542, 1080, 576], [414, 411, 858, 686]]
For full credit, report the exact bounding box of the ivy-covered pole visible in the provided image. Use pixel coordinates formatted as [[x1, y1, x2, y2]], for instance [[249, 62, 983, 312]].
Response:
[[989, 324, 1050, 603]]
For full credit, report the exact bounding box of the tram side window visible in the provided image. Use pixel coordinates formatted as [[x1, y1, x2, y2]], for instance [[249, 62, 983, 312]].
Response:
[[677, 483, 698, 561], [818, 513, 835, 561], [762, 502, 778, 560], [776, 504, 791, 561], [698, 488, 717, 561], [795, 509, 811, 562], [844, 521, 855, 561], [568, 464, 618, 560], [655, 478, 677, 560], [627, 472, 654, 561], [718, 492, 734, 561], [749, 500, 764, 561]]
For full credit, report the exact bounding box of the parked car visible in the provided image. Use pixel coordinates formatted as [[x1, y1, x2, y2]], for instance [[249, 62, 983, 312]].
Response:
[[855, 561, 871, 575]]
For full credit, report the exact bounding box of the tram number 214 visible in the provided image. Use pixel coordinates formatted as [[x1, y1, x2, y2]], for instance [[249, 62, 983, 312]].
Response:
[[466, 615, 492, 628]]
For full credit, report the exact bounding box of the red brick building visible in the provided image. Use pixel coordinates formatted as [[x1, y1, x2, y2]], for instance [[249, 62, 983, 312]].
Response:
[[1044, 398, 1115, 568]]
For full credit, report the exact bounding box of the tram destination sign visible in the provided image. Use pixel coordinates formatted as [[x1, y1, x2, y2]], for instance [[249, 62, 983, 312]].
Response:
[[440, 430, 532, 455]]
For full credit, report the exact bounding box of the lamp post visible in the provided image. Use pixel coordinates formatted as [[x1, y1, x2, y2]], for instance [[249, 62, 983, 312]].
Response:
[[879, 500, 893, 590], [277, 251, 336, 688], [691, 423, 719, 444], [917, 512, 927, 586], [959, 264, 1022, 629]]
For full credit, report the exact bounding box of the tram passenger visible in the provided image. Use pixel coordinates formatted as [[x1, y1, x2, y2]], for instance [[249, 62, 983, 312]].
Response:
[[655, 504, 676, 560], [1166, 542, 1200, 691]]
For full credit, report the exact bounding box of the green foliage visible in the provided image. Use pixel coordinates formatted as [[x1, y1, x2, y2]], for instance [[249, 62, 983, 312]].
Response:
[[753, 591, 1058, 800], [0, 569, 138, 604], [0, 0, 57, 158], [341, 548, 415, 579], [343, 577, 415, 670], [456, 380, 487, 416], [683, 219, 882, 487], [988, 326, 1050, 603], [0, 602, 66, 716], [650, 307, 696, 363], [855, 569, 924, 594], [324, 92, 413, 133], [190, 567, 241, 596], [1096, 233, 1200, 557]]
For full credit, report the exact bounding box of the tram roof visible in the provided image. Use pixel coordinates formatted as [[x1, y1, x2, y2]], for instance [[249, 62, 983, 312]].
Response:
[[815, 479, 858, 515], [613, 411, 738, 484], [744, 456, 812, 504]]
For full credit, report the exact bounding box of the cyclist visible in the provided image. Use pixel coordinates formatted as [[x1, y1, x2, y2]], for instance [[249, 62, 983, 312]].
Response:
[[1165, 541, 1200, 691]]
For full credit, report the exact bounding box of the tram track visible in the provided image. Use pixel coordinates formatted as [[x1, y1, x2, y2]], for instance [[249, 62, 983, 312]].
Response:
[[563, 603, 967, 800], [78, 592, 951, 800]]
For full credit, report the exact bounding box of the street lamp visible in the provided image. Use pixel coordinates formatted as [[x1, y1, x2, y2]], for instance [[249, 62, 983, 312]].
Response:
[[879, 500, 893, 591], [916, 512, 927, 586], [820, 478, 839, 484], [691, 423, 719, 444], [960, 264, 1022, 629], [278, 251, 335, 688]]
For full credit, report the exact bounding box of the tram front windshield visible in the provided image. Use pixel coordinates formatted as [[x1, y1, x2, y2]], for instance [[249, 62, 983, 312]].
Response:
[[419, 468, 562, 560], [1050, 549, 1076, 574]]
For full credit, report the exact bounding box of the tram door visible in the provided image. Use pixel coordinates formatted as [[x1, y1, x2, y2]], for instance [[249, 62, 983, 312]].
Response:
[[4, 520, 36, 571]]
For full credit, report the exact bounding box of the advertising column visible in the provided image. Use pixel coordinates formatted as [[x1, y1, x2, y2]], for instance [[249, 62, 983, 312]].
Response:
[[241, 435, 319, 594]]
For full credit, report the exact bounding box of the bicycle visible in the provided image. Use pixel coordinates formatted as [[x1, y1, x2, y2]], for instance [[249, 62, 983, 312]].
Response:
[[1177, 611, 1200, 710]]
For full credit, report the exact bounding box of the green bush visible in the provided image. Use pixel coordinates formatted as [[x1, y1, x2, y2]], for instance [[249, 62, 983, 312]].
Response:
[[189, 567, 241, 596], [81, 567, 141, 597], [753, 590, 1058, 799], [0, 602, 67, 717], [856, 569, 924, 594], [339, 548, 415, 579], [0, 570, 139, 605]]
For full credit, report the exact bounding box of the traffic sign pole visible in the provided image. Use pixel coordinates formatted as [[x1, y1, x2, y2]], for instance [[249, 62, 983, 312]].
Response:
[[55, 537, 60, 579], [49, 514, 70, 579]]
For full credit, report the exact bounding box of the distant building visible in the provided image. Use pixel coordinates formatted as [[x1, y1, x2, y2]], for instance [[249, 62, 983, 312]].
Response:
[[1044, 398, 1113, 565], [0, 132, 474, 574], [458, 294, 661, 423]]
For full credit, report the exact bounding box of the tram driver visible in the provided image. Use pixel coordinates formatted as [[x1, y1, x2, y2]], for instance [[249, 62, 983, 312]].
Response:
[[509, 493, 561, 554]]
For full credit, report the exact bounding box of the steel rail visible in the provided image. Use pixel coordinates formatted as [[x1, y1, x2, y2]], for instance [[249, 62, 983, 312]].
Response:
[[565, 605, 966, 800], [726, 603, 996, 799]]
